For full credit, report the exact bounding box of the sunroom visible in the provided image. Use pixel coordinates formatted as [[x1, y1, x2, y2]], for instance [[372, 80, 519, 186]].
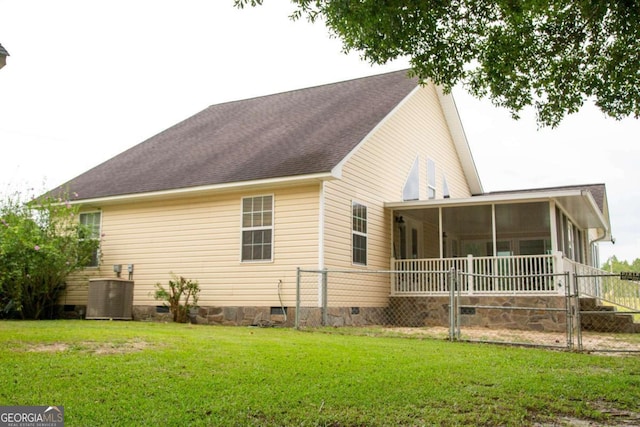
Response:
[[386, 185, 611, 296]]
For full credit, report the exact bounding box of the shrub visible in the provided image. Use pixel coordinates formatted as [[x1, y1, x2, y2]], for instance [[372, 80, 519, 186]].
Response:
[[154, 275, 200, 323], [0, 189, 98, 319]]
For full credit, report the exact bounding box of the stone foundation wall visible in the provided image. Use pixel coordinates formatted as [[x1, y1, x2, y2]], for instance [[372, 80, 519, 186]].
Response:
[[59, 296, 568, 333], [388, 296, 568, 332], [132, 305, 388, 327], [132, 305, 295, 326], [296, 306, 388, 327]]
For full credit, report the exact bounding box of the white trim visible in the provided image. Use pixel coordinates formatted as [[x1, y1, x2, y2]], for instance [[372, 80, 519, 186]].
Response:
[[387, 188, 610, 249], [79, 210, 102, 268], [68, 172, 335, 206], [351, 200, 368, 266], [386, 189, 594, 208], [239, 194, 274, 263], [435, 86, 484, 195]]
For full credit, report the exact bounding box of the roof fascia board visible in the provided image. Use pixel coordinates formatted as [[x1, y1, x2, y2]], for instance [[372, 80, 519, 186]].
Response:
[[435, 86, 483, 195], [577, 190, 610, 238], [386, 188, 610, 235], [70, 172, 335, 206], [331, 85, 421, 179], [385, 189, 587, 209]]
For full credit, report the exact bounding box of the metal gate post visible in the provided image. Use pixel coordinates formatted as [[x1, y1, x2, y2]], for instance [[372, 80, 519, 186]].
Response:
[[295, 267, 301, 329], [564, 271, 573, 350], [449, 268, 456, 341], [574, 271, 583, 352], [456, 269, 461, 340], [321, 269, 328, 326]]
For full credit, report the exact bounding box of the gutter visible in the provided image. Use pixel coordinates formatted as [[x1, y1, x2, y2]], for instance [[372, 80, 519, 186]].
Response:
[[66, 172, 336, 206]]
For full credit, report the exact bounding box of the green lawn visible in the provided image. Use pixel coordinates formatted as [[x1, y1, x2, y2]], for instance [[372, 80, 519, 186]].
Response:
[[0, 321, 639, 426]]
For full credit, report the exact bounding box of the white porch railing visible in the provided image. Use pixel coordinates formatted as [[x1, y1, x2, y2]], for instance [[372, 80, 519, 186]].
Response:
[[392, 254, 561, 296], [570, 260, 640, 312]]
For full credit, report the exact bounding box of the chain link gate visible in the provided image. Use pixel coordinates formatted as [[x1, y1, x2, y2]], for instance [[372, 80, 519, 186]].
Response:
[[449, 269, 575, 350], [295, 267, 460, 331], [574, 271, 640, 354]]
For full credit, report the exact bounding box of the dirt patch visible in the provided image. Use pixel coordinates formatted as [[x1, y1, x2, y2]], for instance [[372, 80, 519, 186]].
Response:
[[23, 340, 151, 355], [383, 326, 640, 353], [26, 342, 70, 353], [534, 407, 640, 427]]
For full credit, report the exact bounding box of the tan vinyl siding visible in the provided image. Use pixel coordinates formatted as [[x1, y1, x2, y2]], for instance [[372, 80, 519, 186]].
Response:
[[64, 184, 320, 307], [64, 83, 471, 310], [62, 269, 102, 305], [323, 84, 471, 305]]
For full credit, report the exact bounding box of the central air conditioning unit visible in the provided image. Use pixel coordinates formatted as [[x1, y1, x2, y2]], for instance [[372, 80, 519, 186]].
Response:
[[86, 279, 134, 320]]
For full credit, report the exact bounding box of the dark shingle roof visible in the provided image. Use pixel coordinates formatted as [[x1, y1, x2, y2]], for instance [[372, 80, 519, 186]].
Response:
[[63, 69, 418, 201], [0, 43, 8, 56]]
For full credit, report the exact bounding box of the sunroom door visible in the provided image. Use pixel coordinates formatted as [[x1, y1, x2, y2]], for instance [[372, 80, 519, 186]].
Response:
[[399, 217, 423, 259]]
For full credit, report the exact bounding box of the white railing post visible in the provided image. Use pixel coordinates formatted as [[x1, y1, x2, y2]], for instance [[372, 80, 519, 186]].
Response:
[[553, 251, 567, 295], [467, 254, 474, 295], [390, 257, 397, 296]]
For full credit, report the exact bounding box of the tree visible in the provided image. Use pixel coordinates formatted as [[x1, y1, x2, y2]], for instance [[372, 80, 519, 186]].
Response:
[[0, 190, 98, 319], [601, 255, 640, 273], [235, 0, 640, 127]]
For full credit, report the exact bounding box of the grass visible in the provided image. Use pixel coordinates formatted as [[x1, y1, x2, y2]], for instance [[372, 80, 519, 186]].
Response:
[[0, 321, 639, 426]]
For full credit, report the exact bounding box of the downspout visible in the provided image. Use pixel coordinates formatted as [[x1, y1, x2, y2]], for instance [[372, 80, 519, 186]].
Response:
[[581, 189, 611, 268], [588, 228, 609, 269], [318, 181, 326, 310], [318, 181, 326, 270]]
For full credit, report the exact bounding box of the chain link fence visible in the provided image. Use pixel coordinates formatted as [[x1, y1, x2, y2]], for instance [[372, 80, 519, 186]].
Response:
[[575, 271, 640, 353], [452, 271, 574, 350], [295, 267, 640, 353]]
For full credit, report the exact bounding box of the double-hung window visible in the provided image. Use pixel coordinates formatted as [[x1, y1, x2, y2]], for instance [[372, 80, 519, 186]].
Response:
[[241, 195, 273, 262], [352, 202, 367, 265], [79, 211, 101, 267]]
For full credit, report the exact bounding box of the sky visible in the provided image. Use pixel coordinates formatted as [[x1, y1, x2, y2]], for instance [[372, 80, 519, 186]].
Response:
[[1, 0, 638, 263]]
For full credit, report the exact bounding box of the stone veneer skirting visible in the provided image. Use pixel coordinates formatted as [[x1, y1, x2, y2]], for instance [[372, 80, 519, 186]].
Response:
[[132, 305, 388, 327], [58, 295, 568, 332], [388, 295, 568, 332]]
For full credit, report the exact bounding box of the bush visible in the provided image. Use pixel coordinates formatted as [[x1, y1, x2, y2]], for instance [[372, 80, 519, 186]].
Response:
[[154, 275, 200, 323], [0, 190, 98, 319]]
